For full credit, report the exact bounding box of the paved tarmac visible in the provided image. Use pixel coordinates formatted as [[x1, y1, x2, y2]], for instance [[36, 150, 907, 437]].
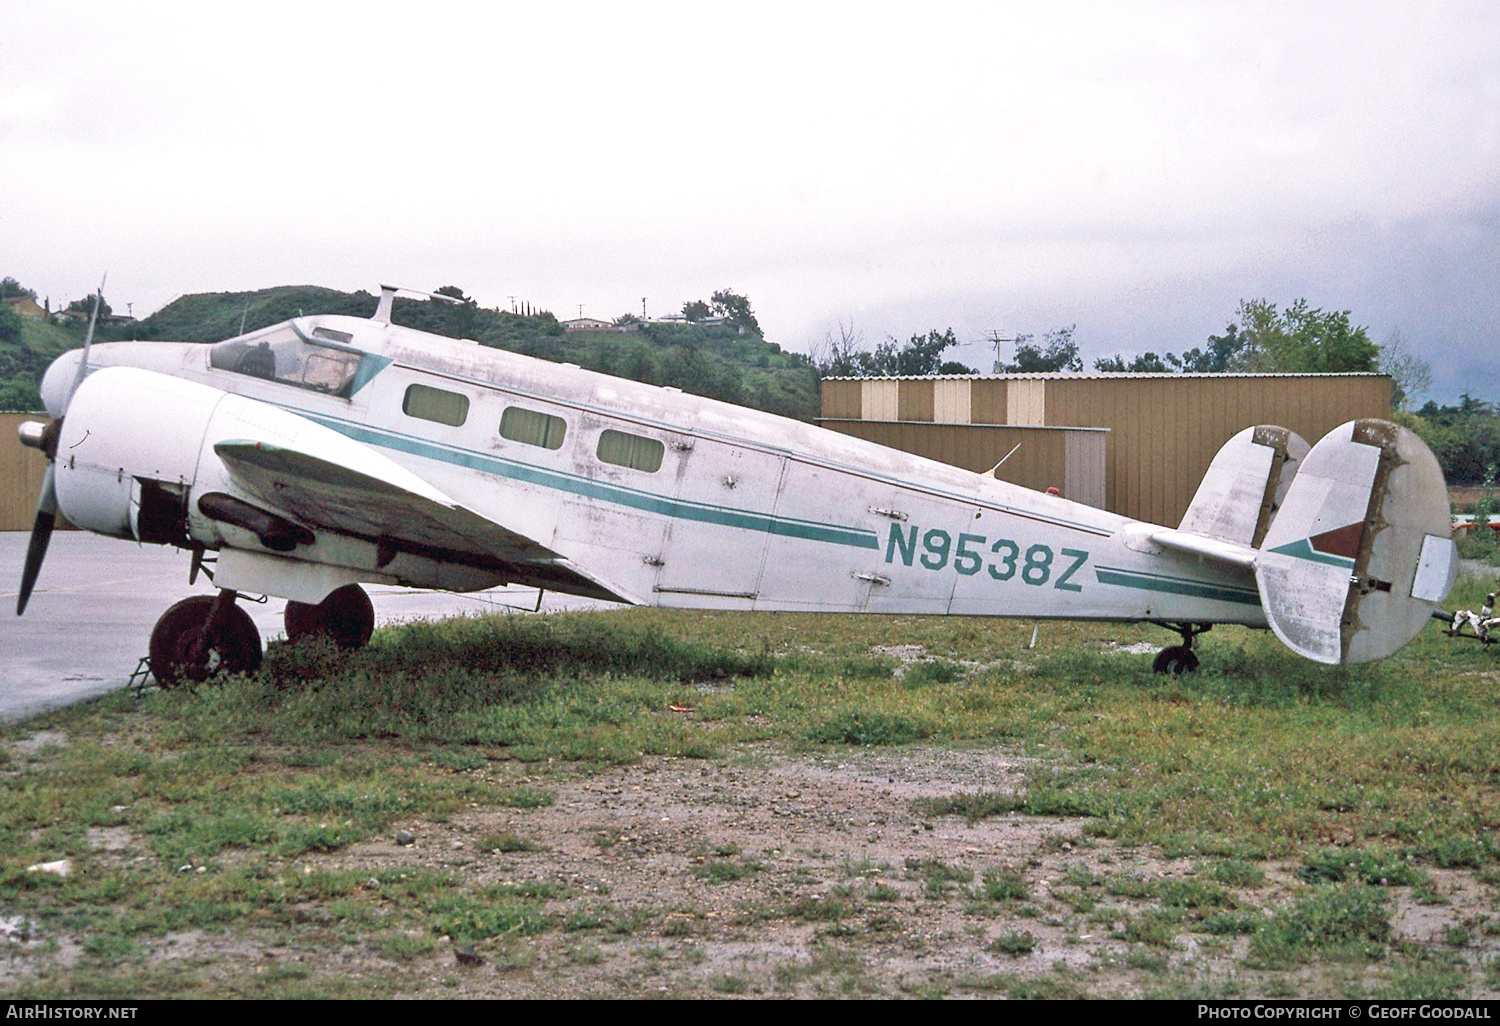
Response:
[[0, 532, 617, 722]]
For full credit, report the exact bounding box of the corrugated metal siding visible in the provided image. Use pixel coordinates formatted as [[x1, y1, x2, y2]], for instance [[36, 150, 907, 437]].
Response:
[[897, 380, 934, 422], [1038, 375, 1395, 524], [824, 373, 1393, 525], [1, 412, 61, 532], [932, 380, 971, 424], [821, 379, 862, 420], [1006, 380, 1046, 425], [860, 380, 899, 421], [819, 421, 1107, 508], [1064, 430, 1107, 509], [972, 380, 1007, 425]]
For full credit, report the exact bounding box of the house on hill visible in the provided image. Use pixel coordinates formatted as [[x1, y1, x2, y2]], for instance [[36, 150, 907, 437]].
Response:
[[2, 295, 47, 321], [562, 317, 638, 333]]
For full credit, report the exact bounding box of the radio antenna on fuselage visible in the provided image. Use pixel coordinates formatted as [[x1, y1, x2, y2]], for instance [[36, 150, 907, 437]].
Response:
[[372, 284, 462, 326]]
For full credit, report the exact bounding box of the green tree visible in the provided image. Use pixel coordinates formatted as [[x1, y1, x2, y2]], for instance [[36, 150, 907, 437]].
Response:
[[1000, 325, 1081, 372], [432, 285, 477, 339], [822, 328, 973, 377], [1094, 351, 1172, 373], [1226, 298, 1377, 373], [1172, 324, 1249, 372], [66, 293, 111, 319], [0, 277, 33, 301], [1412, 395, 1500, 483], [682, 299, 711, 321], [0, 305, 21, 344], [709, 289, 761, 335]]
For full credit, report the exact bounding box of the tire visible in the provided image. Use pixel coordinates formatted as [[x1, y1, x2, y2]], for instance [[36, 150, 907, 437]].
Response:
[[149, 595, 263, 687], [1152, 646, 1199, 675], [284, 584, 375, 650]]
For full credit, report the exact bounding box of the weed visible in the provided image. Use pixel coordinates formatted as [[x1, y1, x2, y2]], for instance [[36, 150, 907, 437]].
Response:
[[804, 710, 930, 746], [988, 930, 1037, 956], [902, 660, 967, 687], [1248, 886, 1392, 969], [906, 858, 972, 899], [694, 859, 762, 884], [1206, 858, 1266, 888], [373, 932, 438, 960], [477, 832, 543, 853], [980, 866, 1031, 903], [1299, 846, 1425, 887]]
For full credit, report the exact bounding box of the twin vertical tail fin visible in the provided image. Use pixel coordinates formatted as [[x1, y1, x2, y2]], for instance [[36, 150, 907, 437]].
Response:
[[1255, 420, 1456, 664]]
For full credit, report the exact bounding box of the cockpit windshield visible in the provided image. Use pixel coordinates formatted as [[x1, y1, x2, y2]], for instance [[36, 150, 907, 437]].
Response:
[[209, 322, 363, 398]]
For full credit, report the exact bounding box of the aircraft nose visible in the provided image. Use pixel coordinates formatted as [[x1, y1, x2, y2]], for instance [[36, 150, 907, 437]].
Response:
[[38, 351, 80, 417]]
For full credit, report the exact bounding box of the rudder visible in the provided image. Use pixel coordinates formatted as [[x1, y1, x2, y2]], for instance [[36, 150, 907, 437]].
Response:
[[1255, 419, 1456, 664]]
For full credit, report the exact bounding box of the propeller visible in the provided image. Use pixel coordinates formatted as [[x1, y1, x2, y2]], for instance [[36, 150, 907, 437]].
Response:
[[16, 276, 104, 615]]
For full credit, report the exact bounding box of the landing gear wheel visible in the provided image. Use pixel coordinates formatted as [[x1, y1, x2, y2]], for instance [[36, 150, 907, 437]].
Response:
[[149, 595, 263, 687], [284, 584, 374, 650], [1152, 646, 1199, 675]]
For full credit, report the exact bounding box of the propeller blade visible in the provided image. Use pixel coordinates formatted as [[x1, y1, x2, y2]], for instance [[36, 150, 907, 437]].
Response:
[[65, 274, 106, 409], [17, 465, 58, 616]]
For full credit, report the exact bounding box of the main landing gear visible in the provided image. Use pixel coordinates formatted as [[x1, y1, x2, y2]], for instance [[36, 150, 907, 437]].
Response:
[[1152, 622, 1211, 675], [149, 591, 262, 687], [284, 584, 375, 650], [146, 584, 374, 687]]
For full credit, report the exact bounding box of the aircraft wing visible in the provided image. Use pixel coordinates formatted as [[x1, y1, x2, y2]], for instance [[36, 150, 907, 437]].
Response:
[[212, 438, 632, 603]]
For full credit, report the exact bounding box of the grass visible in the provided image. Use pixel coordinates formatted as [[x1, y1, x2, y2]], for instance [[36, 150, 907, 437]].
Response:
[[5, 594, 1500, 997]]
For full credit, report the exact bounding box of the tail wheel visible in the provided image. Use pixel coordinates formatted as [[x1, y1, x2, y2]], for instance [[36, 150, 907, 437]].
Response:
[[284, 584, 375, 650], [149, 595, 263, 687]]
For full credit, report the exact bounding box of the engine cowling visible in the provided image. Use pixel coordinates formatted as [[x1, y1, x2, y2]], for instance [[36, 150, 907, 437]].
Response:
[[53, 367, 222, 542]]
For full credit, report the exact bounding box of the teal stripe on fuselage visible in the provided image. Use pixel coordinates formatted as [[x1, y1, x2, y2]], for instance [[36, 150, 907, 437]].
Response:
[[300, 413, 881, 550], [1094, 566, 1261, 606], [380, 360, 1117, 539]]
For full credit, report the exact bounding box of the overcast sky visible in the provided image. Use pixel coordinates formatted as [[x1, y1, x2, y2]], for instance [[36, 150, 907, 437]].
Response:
[[4, 1, 1498, 403]]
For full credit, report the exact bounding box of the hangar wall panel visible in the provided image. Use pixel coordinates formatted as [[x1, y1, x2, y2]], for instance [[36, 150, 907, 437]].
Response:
[[819, 421, 1107, 508], [823, 373, 1392, 525], [1, 412, 63, 532]]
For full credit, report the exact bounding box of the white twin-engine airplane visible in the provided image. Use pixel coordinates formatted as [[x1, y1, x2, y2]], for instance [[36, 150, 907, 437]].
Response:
[[16, 286, 1457, 685]]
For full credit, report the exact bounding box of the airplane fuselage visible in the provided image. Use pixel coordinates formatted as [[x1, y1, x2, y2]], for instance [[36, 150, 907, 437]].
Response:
[[41, 313, 1267, 627]]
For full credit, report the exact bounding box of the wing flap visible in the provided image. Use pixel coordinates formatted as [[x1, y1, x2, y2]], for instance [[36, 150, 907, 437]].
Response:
[[210, 435, 634, 604]]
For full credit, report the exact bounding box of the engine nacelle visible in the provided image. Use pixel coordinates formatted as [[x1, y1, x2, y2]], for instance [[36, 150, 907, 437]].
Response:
[[53, 367, 222, 542], [53, 366, 331, 551]]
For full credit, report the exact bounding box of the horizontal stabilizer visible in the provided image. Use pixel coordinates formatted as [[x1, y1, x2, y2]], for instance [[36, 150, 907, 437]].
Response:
[[1255, 419, 1456, 664]]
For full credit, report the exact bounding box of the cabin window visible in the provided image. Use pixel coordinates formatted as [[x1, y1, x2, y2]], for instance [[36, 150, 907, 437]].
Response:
[[597, 429, 664, 473], [402, 383, 469, 427], [500, 406, 567, 450]]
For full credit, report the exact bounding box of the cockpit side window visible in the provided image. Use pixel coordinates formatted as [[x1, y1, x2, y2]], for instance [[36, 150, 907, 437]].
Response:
[[210, 326, 363, 398]]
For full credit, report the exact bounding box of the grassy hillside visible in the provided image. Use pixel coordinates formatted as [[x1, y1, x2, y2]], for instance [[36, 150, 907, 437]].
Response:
[[0, 318, 83, 412], [120, 285, 822, 421], [127, 286, 379, 343], [3, 281, 821, 419]]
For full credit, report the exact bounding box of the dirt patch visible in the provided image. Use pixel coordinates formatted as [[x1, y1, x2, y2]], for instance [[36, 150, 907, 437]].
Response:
[[7, 744, 1499, 998], [324, 748, 1500, 998]]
